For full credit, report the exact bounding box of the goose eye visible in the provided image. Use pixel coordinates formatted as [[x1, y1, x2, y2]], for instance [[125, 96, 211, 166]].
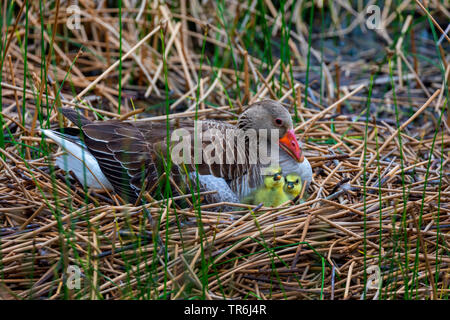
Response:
[[296, 179, 299, 184], [275, 118, 283, 126]]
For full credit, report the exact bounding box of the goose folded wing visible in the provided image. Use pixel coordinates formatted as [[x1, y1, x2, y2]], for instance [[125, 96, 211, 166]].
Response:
[[82, 122, 157, 201], [150, 120, 256, 185]]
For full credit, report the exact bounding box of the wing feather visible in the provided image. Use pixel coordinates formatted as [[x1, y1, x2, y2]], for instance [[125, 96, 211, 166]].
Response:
[[81, 122, 157, 202], [60, 108, 262, 203]]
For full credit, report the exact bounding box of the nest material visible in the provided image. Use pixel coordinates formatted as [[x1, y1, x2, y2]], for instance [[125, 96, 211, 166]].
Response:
[[0, 1, 449, 300]]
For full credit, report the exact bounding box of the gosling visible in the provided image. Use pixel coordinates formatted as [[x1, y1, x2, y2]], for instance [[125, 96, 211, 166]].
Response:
[[249, 166, 290, 207], [283, 173, 303, 201]]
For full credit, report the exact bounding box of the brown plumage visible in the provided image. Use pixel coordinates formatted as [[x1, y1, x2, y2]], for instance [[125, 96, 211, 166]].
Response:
[[55, 100, 303, 203]]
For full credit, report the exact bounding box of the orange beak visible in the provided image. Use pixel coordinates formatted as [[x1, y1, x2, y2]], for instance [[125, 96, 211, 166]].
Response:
[[279, 129, 304, 163]]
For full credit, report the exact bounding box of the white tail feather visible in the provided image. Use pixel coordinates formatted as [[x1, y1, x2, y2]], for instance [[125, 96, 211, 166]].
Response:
[[41, 129, 113, 190]]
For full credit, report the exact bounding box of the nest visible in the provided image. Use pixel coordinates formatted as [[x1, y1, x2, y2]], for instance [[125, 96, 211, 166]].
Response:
[[0, 1, 449, 299]]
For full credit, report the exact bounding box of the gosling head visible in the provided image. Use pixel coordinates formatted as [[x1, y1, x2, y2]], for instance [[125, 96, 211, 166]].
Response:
[[262, 166, 285, 189], [284, 173, 302, 197]]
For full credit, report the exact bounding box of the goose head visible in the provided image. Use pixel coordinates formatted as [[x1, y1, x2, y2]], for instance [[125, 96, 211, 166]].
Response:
[[238, 100, 304, 163]]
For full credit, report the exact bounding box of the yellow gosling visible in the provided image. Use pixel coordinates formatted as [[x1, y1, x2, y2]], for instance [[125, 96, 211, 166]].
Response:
[[251, 166, 289, 207]]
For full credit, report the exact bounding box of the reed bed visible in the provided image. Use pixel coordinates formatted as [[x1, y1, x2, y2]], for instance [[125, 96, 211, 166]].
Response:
[[0, 0, 449, 299]]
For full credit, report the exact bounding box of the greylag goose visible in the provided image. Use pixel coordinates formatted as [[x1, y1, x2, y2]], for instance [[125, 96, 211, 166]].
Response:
[[41, 100, 307, 204]]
